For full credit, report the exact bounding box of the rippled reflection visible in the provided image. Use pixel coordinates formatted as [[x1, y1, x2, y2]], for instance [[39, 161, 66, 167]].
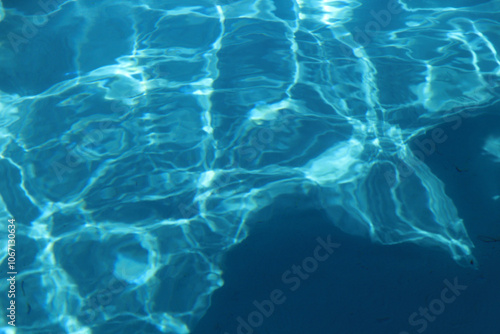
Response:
[[0, 0, 499, 332]]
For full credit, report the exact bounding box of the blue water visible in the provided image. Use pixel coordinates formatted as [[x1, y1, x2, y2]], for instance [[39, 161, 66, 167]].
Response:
[[0, 0, 499, 333]]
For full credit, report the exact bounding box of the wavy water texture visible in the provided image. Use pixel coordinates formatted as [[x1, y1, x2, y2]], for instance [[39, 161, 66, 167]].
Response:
[[484, 136, 500, 162], [0, 0, 499, 333]]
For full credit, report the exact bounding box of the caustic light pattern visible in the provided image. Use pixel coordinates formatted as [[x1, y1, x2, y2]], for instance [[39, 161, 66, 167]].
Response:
[[0, 0, 499, 333]]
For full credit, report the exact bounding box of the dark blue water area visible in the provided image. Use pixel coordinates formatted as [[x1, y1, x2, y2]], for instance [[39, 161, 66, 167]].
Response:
[[193, 106, 500, 334], [421, 105, 500, 241]]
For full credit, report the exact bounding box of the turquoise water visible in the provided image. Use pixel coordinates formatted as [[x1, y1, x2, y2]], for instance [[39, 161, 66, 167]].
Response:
[[0, 0, 499, 333]]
